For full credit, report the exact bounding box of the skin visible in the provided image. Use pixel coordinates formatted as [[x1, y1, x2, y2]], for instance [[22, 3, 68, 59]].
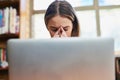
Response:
[[47, 15, 73, 38]]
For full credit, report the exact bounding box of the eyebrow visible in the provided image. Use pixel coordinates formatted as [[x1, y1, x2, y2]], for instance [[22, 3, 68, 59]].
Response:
[[63, 26, 69, 28], [49, 26, 58, 29]]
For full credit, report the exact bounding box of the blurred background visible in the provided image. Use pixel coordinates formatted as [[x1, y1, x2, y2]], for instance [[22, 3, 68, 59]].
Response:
[[32, 0, 120, 51]]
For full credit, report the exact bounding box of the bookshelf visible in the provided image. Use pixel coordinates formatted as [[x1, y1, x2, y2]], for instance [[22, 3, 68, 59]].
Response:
[[0, 0, 20, 80], [0, 0, 31, 79]]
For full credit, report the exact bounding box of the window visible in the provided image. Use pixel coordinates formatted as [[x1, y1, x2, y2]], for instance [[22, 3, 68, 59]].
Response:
[[33, 0, 93, 10], [76, 10, 97, 37], [100, 9, 120, 51], [32, 14, 50, 39], [32, 0, 120, 51], [99, 0, 120, 6]]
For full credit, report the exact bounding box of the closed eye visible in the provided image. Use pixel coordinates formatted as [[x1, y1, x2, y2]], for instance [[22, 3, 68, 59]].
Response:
[[52, 29, 58, 32], [49, 26, 58, 32], [63, 26, 69, 31]]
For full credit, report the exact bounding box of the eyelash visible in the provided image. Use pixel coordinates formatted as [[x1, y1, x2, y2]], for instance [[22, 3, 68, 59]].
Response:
[[64, 28, 68, 31], [52, 29, 58, 32]]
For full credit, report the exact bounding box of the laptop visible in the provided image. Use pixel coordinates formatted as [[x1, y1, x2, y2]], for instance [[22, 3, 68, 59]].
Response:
[[7, 37, 115, 80]]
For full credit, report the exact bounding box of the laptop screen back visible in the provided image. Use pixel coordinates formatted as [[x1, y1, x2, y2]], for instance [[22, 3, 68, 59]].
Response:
[[7, 37, 115, 80]]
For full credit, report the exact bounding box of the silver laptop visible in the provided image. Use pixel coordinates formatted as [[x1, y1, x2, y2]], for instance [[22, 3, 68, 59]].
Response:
[[7, 37, 115, 80]]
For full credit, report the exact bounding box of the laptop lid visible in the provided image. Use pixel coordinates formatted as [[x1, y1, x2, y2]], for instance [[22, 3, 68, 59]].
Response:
[[7, 37, 115, 80]]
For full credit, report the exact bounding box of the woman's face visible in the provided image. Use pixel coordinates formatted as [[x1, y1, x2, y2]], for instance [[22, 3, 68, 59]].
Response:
[[47, 15, 73, 37]]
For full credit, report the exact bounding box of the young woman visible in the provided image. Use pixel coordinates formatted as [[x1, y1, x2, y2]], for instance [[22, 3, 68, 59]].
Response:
[[44, 0, 80, 37]]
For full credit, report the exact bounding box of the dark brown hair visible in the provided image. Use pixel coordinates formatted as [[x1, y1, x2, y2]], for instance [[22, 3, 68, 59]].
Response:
[[44, 0, 80, 37]]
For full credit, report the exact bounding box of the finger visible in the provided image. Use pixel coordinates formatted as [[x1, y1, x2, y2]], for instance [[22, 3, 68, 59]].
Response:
[[60, 27, 67, 37], [60, 26, 64, 31], [53, 34, 59, 38], [53, 28, 61, 37], [61, 32, 67, 37], [55, 28, 60, 35]]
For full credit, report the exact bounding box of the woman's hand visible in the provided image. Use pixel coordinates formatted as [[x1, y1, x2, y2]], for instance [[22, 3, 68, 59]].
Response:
[[60, 27, 67, 37], [53, 28, 61, 37], [53, 26, 67, 38]]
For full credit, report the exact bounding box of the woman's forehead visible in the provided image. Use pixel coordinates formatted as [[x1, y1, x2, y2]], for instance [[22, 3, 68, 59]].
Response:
[[47, 15, 72, 27]]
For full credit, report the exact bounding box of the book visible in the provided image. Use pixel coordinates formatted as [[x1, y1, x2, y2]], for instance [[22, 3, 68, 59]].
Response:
[[0, 48, 8, 68], [0, 9, 4, 34], [0, 48, 1, 67], [3, 7, 9, 34], [0, 7, 19, 34], [10, 7, 17, 34], [15, 16, 20, 34]]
